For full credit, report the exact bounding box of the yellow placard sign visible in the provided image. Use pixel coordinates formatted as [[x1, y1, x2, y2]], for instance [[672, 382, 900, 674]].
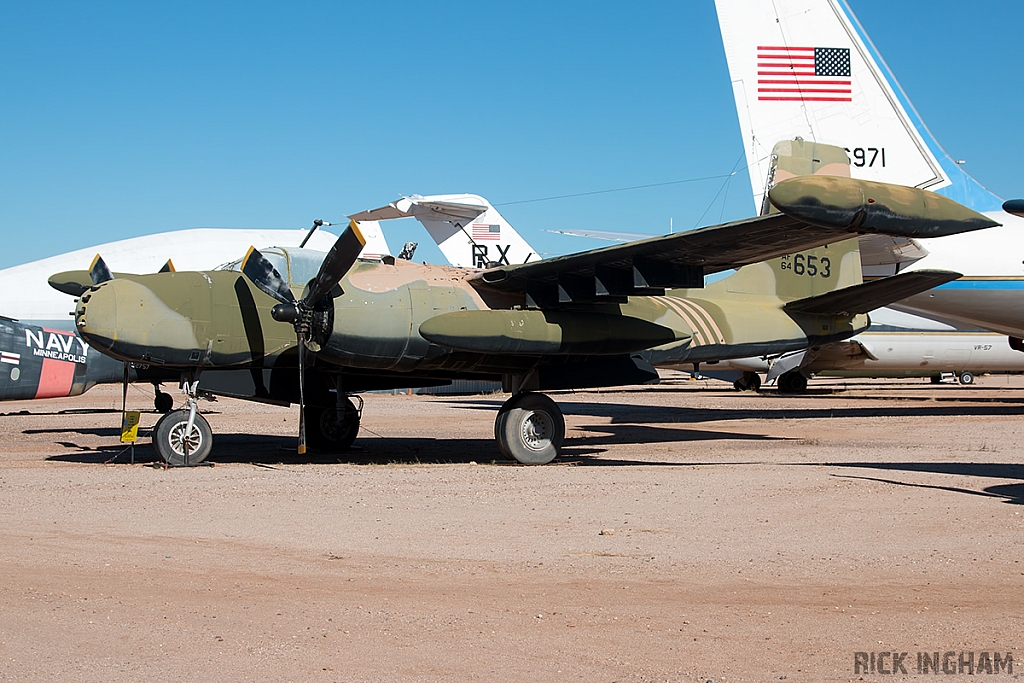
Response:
[[120, 411, 141, 443]]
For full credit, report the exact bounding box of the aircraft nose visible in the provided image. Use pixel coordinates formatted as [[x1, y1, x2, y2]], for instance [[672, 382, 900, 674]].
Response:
[[76, 278, 202, 364]]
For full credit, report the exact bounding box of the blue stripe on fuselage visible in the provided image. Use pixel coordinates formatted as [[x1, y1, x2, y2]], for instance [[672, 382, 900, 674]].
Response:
[[934, 279, 1024, 290]]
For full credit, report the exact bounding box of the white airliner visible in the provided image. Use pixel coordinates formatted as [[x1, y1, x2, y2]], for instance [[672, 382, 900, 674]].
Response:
[[714, 0, 1024, 339], [708, 0, 1024, 387]]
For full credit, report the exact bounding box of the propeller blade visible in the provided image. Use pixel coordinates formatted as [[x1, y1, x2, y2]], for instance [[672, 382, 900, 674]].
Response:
[[159, 259, 176, 273], [301, 220, 367, 307], [241, 246, 296, 304], [296, 327, 307, 455], [89, 254, 113, 285]]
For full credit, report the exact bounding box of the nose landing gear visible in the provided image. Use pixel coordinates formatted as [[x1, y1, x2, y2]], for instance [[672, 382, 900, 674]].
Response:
[[153, 377, 212, 466]]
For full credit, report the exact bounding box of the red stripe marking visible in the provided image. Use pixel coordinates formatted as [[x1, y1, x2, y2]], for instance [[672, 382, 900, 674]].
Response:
[[758, 71, 816, 76], [34, 357, 76, 399], [757, 45, 815, 51], [758, 88, 852, 93], [758, 96, 852, 101], [758, 79, 852, 85]]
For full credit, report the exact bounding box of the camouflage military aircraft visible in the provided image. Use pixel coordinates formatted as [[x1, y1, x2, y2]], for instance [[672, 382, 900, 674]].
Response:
[[68, 176, 995, 466]]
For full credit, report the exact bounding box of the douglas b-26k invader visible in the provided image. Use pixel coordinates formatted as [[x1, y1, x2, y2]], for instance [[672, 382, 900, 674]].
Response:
[[68, 176, 996, 465]]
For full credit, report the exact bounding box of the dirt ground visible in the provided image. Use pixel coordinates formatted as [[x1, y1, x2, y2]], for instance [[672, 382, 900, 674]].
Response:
[[0, 374, 1022, 682]]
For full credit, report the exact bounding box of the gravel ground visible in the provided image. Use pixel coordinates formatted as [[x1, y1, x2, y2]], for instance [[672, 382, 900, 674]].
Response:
[[1, 375, 1022, 682]]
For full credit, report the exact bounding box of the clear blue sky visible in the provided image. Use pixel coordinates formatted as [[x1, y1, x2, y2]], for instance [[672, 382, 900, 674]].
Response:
[[1, 1, 1021, 269]]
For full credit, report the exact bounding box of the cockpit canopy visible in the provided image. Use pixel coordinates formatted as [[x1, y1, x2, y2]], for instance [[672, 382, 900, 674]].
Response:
[[217, 247, 328, 287]]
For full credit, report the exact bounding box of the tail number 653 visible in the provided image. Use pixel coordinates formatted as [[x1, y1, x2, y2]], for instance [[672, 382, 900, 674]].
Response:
[[781, 254, 831, 278]]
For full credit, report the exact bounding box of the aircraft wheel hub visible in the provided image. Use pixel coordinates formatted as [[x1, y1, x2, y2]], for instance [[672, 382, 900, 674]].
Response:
[[520, 410, 554, 451], [168, 422, 204, 457]]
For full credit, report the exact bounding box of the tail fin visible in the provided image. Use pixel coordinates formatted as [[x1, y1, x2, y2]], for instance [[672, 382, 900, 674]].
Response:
[[713, 236, 863, 302], [709, 137, 864, 301], [349, 194, 539, 268], [353, 220, 392, 261], [714, 0, 1002, 213]]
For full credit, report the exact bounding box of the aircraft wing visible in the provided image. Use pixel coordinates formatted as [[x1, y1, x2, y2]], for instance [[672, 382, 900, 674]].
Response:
[[471, 212, 830, 303], [467, 176, 998, 305]]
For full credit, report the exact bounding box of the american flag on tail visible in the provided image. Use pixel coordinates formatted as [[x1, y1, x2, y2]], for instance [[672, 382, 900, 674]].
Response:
[[471, 224, 501, 241], [757, 46, 852, 102]]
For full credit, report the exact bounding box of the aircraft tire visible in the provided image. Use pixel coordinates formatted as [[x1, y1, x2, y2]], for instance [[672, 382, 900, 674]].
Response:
[[493, 410, 514, 460], [305, 398, 360, 452], [494, 393, 564, 465], [959, 371, 975, 385], [733, 371, 762, 392], [154, 390, 174, 414], [778, 371, 808, 394], [153, 409, 213, 467]]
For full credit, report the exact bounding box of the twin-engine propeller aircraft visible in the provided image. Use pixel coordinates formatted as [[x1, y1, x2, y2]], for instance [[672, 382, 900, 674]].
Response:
[[71, 176, 995, 466]]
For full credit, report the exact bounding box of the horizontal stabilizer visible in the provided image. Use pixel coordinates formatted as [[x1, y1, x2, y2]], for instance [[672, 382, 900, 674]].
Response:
[[349, 197, 489, 222], [784, 270, 961, 317]]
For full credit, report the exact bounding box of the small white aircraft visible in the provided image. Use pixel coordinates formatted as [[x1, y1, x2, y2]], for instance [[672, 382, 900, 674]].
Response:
[[349, 194, 538, 269]]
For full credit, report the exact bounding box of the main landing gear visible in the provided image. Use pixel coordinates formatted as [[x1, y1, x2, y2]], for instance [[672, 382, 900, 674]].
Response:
[[304, 395, 362, 452], [777, 370, 808, 394], [494, 392, 565, 465], [732, 371, 762, 392]]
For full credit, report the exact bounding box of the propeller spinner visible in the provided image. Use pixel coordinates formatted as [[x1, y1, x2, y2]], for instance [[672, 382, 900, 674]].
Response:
[[240, 220, 366, 454]]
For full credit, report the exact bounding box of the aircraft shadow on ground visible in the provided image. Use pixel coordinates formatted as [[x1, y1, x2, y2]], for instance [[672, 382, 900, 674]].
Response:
[[45, 434, 509, 467], [44, 422, 780, 467], [26, 426, 123, 438], [567, 423, 782, 447], [41, 435, 1024, 497], [829, 462, 1024, 506]]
